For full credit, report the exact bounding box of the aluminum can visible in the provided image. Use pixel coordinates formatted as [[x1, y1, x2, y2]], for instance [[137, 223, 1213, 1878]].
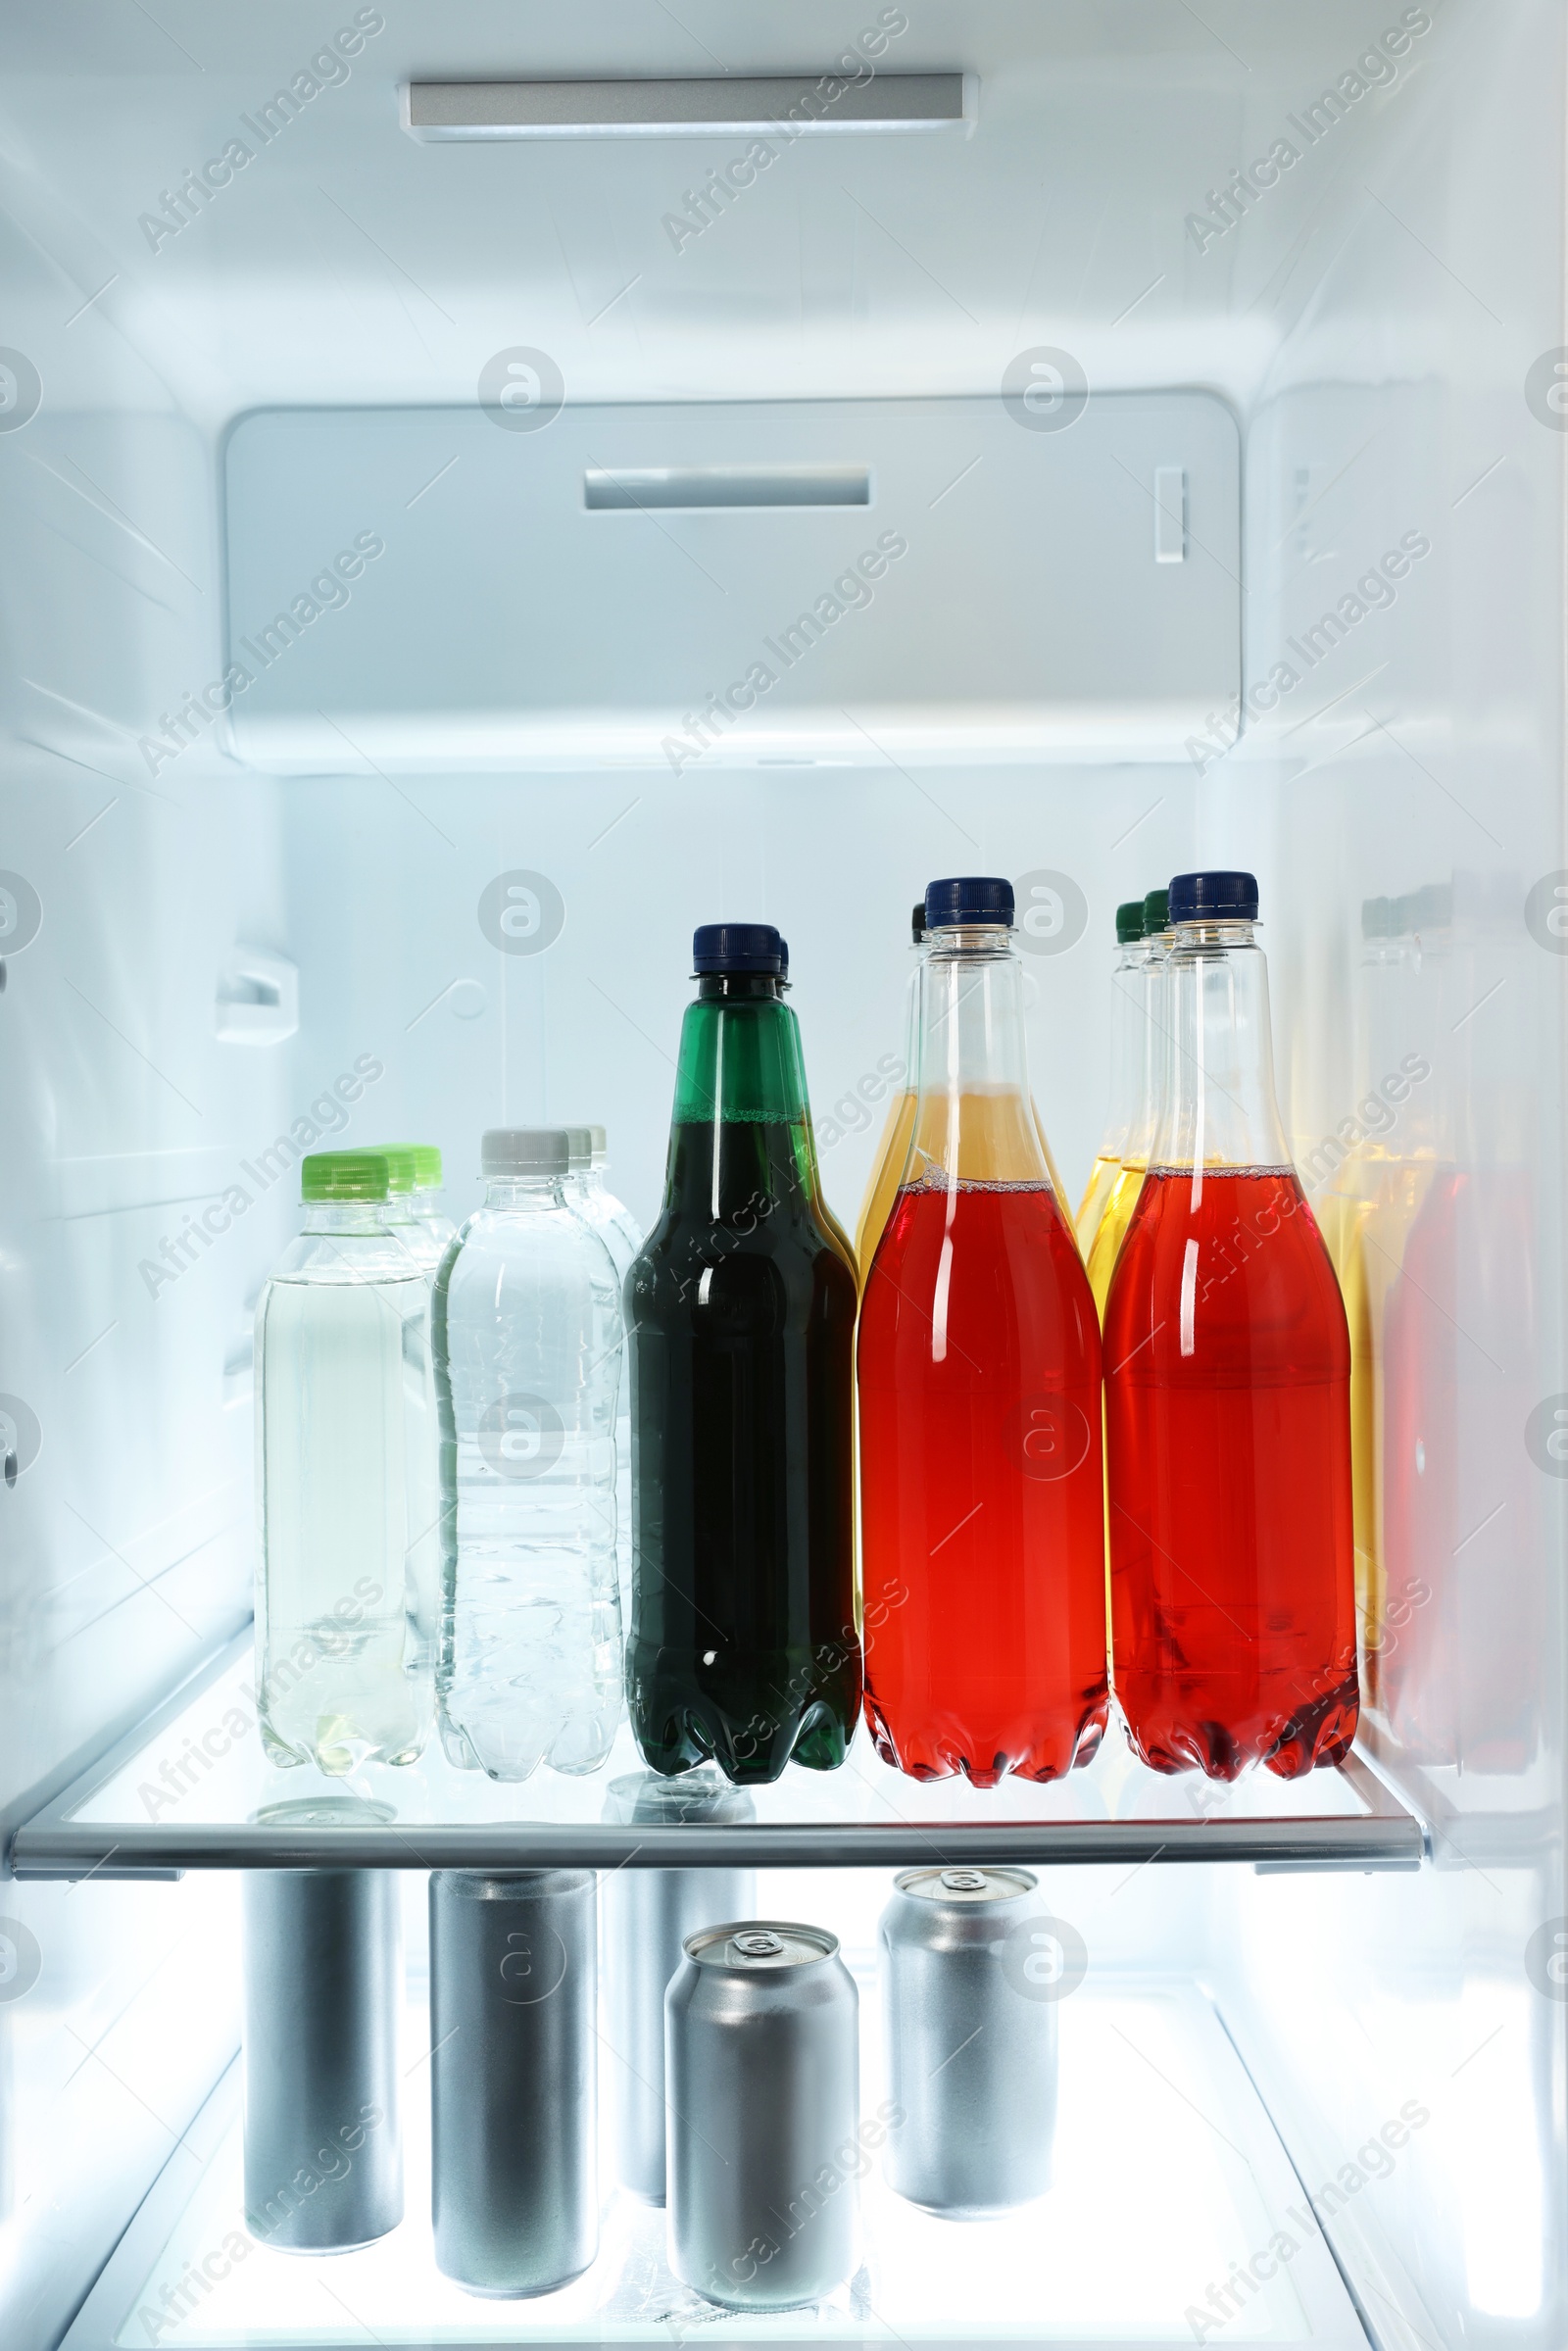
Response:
[[602, 1772, 755, 2203], [879, 1864, 1056, 2217], [666, 1920, 858, 2311], [241, 1866, 403, 2252], [428, 1870, 597, 2295]]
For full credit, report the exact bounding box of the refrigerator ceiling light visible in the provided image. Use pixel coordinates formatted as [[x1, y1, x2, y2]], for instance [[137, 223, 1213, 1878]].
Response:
[[401, 74, 969, 140]]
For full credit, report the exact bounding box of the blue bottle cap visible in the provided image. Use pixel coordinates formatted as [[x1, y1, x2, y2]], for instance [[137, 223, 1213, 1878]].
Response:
[[692, 922, 785, 975], [924, 876, 1015, 928], [1168, 870, 1260, 924]]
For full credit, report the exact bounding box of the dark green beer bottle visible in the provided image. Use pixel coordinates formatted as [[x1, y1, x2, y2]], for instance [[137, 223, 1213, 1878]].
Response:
[[626, 923, 860, 1782]]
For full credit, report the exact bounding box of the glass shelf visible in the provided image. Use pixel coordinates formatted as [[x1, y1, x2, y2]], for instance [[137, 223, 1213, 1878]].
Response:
[[11, 1634, 1426, 1877], [61, 1974, 1372, 2351]]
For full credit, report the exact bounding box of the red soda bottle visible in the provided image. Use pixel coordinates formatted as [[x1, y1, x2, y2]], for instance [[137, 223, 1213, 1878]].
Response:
[[858, 876, 1108, 1786], [1103, 871, 1357, 1778]]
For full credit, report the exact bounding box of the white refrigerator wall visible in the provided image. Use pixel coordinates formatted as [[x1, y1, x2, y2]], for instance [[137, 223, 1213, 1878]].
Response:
[[0, 4, 1561, 2347], [1209, 6, 1568, 2350]]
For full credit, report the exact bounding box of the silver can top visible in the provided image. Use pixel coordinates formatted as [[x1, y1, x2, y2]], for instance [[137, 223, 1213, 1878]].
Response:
[[685, 1920, 839, 1971], [252, 1795, 395, 1829], [602, 1769, 757, 1830], [896, 1866, 1039, 1905]]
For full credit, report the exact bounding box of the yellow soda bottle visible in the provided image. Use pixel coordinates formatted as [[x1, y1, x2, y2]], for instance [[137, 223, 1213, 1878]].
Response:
[[1086, 887, 1172, 1317], [1075, 901, 1151, 1258]]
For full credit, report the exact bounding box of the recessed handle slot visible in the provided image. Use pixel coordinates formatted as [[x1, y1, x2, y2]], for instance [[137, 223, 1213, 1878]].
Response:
[[405, 75, 967, 140], [584, 465, 871, 512]]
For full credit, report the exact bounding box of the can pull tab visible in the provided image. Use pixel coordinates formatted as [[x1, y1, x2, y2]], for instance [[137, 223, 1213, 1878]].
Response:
[[940, 1870, 990, 1894], [731, 1931, 785, 1961]]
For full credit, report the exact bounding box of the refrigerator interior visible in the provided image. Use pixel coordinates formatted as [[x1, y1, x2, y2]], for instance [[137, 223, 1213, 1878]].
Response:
[[0, 2, 1561, 2346]]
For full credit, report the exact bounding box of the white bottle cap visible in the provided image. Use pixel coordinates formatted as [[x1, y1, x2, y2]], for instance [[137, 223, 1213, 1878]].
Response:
[[481, 1127, 569, 1177]]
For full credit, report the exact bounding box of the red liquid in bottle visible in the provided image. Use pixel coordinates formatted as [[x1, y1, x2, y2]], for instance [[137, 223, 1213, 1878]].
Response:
[[1103, 1167, 1357, 1779], [858, 1178, 1109, 1787]]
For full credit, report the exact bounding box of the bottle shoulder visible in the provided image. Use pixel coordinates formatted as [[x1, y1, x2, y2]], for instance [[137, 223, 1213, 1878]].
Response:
[[438, 1202, 622, 1311], [263, 1230, 428, 1288], [630, 1211, 857, 1324], [1104, 1168, 1349, 1377]]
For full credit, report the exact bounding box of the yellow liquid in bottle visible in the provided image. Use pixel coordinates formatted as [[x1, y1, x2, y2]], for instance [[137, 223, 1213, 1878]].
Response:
[[1085, 1160, 1147, 1320], [1317, 1185, 1380, 1700], [855, 1092, 1072, 1292], [855, 1091, 916, 1295], [1315, 1151, 1435, 1713], [1076, 1155, 1121, 1260]]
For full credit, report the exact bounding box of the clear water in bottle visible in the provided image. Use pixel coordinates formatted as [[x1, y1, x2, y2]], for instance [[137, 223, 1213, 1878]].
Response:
[[381, 1142, 458, 1280], [566, 1125, 642, 1632], [434, 1127, 624, 1780], [255, 1151, 434, 1774]]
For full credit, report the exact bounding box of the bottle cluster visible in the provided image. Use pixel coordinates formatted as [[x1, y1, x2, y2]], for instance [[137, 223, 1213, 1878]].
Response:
[[253, 878, 1357, 1789]]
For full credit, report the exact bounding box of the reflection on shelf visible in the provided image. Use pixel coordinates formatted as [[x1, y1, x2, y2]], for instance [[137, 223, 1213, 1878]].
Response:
[[62, 1981, 1369, 2351], [12, 1635, 1425, 1876]]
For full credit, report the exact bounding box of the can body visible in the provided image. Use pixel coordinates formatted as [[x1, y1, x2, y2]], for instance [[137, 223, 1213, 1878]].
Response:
[[602, 1771, 755, 2203], [242, 1869, 403, 2252], [428, 1870, 597, 2296], [880, 1866, 1056, 2217], [666, 1921, 858, 2311]]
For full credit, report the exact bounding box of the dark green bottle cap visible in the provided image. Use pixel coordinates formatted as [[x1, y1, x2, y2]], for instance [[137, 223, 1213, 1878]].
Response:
[[1115, 901, 1147, 945], [1144, 887, 1171, 935]]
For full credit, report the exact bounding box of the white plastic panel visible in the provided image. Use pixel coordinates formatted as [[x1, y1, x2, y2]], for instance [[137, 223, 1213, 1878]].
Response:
[[221, 395, 1240, 769]]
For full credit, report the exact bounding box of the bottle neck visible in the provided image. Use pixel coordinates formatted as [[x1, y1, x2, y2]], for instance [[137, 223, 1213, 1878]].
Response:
[[666, 982, 821, 1222], [906, 924, 1047, 1187], [483, 1174, 567, 1209], [671, 983, 807, 1125], [1151, 922, 1291, 1174], [1123, 942, 1171, 1166], [302, 1201, 386, 1235], [1101, 942, 1151, 1154]]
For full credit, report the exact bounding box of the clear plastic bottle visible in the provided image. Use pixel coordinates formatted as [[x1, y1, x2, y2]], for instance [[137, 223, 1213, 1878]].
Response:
[[255, 1151, 433, 1773], [565, 1124, 643, 1632], [1311, 903, 1404, 1708], [381, 1143, 458, 1279], [377, 1145, 451, 1721], [1103, 871, 1356, 1780], [434, 1127, 624, 1780], [1074, 901, 1150, 1258], [858, 877, 1108, 1786], [855, 904, 927, 1288], [574, 1125, 644, 1274], [626, 923, 859, 1784], [1086, 886, 1173, 1317]]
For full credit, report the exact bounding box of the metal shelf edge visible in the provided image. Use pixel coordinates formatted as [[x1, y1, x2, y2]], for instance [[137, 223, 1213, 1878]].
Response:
[[11, 1812, 1426, 1877]]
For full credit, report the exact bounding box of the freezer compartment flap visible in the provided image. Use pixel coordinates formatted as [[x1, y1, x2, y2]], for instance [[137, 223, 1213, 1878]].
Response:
[[222, 393, 1241, 771]]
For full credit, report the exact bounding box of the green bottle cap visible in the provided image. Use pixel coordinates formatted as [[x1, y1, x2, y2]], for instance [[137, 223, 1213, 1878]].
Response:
[[378, 1144, 442, 1193], [1144, 887, 1171, 934], [1115, 901, 1147, 945], [302, 1150, 390, 1204]]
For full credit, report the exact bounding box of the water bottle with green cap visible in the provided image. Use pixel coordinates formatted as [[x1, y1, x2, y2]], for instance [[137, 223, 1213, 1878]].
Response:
[[254, 1150, 435, 1772], [379, 1144, 457, 1279]]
